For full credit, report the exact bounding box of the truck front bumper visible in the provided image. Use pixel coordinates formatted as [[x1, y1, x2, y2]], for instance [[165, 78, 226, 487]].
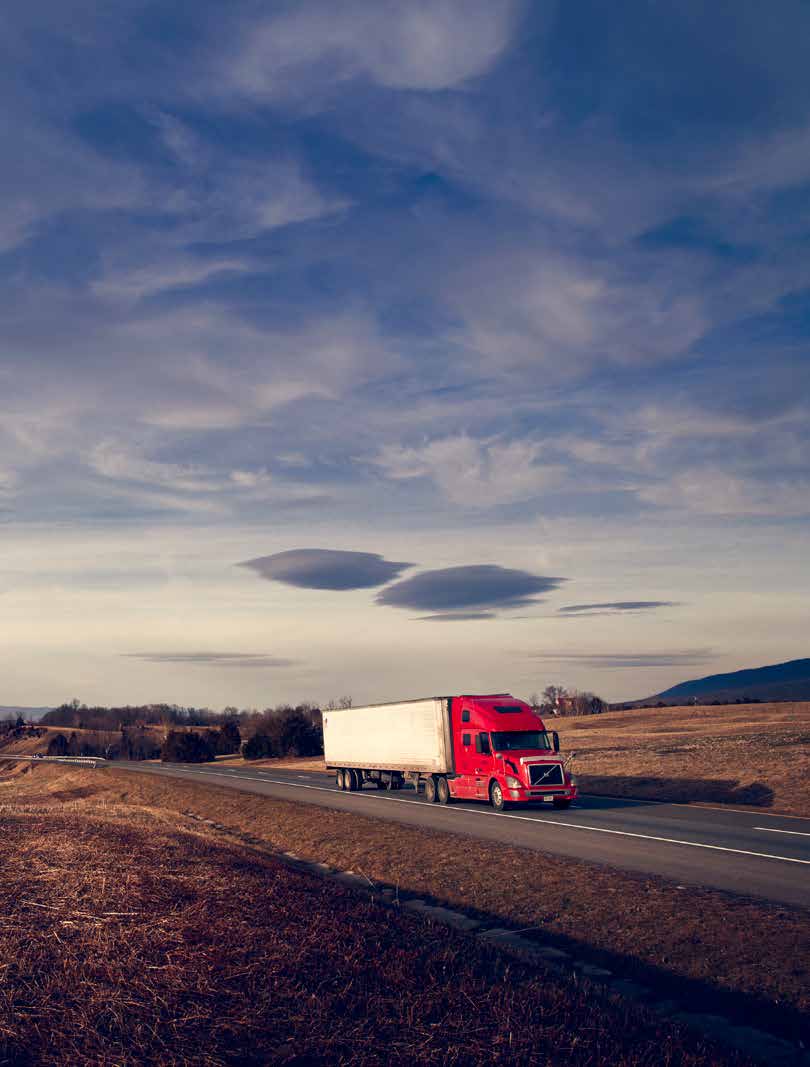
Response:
[[507, 787, 578, 804]]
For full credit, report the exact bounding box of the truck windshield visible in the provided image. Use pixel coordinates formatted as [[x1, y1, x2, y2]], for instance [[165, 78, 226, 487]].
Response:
[[491, 731, 552, 752]]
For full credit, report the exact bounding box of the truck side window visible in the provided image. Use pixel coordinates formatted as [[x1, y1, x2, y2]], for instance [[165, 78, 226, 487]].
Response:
[[461, 709, 471, 723], [462, 733, 471, 746], [475, 733, 491, 755]]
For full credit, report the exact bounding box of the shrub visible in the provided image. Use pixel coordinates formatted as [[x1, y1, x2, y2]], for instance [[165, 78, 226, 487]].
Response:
[[215, 720, 241, 755], [161, 730, 216, 764], [47, 733, 69, 757], [242, 732, 277, 760], [242, 706, 323, 761]]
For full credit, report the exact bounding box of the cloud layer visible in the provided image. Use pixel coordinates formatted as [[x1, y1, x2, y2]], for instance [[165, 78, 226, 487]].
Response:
[[3, 3, 809, 705]]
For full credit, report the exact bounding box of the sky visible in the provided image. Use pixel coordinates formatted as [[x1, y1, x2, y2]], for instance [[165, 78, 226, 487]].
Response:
[[2, 0, 809, 710]]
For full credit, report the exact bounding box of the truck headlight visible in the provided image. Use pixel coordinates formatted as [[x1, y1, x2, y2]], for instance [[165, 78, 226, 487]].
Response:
[[567, 773, 578, 787], [504, 775, 522, 789]]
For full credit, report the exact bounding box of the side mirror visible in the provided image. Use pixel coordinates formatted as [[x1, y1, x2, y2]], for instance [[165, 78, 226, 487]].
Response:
[[552, 731, 560, 753]]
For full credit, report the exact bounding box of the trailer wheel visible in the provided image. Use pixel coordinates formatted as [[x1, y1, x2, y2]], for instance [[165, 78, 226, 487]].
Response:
[[436, 776, 451, 805], [424, 776, 438, 803], [346, 768, 358, 791], [336, 769, 345, 790], [489, 781, 507, 812]]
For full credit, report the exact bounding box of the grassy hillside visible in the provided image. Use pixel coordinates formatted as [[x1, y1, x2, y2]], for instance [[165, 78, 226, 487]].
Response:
[[1, 767, 749, 1066]]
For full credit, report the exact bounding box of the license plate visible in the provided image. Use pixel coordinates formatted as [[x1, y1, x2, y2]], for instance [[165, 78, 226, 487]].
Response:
[[543, 795, 554, 802]]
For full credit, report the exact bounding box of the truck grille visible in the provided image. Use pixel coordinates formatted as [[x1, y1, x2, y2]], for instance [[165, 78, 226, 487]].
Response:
[[528, 763, 564, 786]]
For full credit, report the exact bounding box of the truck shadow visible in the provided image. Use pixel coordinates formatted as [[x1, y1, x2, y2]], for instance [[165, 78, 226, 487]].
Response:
[[578, 775, 775, 808]]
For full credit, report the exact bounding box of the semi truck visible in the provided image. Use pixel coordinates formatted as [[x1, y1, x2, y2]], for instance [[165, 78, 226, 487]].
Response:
[[323, 693, 577, 811]]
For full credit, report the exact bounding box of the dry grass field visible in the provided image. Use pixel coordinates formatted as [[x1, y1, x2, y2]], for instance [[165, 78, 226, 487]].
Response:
[[0, 770, 748, 1066], [554, 702, 810, 816], [3, 761, 808, 1055]]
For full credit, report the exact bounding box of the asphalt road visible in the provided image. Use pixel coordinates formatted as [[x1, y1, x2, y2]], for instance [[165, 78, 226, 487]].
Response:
[[114, 761, 810, 909]]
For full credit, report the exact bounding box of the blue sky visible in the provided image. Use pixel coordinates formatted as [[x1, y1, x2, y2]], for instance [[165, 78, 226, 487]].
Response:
[[2, 0, 808, 708]]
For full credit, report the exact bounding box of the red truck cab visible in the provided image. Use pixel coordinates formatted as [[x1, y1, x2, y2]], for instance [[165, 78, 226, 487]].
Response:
[[448, 694, 577, 810]]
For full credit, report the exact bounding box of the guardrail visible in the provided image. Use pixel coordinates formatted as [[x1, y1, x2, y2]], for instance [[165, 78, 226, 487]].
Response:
[[0, 755, 108, 767]]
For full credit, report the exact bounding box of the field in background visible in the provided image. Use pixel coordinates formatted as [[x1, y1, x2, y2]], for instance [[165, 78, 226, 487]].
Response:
[[0, 768, 742, 1066], [3, 761, 808, 1053], [554, 702, 809, 816]]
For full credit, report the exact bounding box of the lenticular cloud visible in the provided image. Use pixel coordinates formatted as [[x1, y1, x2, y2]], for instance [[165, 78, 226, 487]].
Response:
[[239, 548, 413, 590], [377, 564, 565, 615]]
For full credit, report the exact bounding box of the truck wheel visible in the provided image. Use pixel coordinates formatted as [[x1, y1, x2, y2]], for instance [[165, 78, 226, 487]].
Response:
[[553, 798, 571, 809], [436, 776, 451, 805], [490, 781, 507, 812], [336, 769, 345, 790], [424, 776, 438, 803]]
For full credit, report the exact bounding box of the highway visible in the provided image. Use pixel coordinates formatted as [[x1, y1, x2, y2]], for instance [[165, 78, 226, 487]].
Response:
[[115, 761, 810, 908]]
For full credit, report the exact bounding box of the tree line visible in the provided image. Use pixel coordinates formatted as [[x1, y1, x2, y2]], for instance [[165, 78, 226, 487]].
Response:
[[36, 698, 343, 764], [529, 686, 608, 716]]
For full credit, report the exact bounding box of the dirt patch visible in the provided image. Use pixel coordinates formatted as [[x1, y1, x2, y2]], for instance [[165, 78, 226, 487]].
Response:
[[6, 764, 808, 1050], [0, 807, 745, 1066]]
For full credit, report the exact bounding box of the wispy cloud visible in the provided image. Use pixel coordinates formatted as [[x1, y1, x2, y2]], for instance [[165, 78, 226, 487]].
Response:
[[373, 435, 560, 507], [639, 470, 810, 517], [123, 653, 296, 668], [416, 611, 496, 622], [224, 0, 521, 99], [559, 601, 678, 616], [529, 650, 715, 669]]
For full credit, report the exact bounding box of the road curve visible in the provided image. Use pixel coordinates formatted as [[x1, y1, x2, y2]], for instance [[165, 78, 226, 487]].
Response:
[[114, 761, 810, 909]]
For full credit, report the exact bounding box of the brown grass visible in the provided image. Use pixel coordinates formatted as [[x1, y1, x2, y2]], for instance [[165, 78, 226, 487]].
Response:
[[5, 762, 808, 1051], [0, 798, 743, 1065], [553, 702, 810, 816]]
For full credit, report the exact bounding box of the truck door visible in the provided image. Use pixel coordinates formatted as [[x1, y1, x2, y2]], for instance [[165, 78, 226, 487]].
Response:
[[451, 705, 477, 798], [473, 731, 495, 799]]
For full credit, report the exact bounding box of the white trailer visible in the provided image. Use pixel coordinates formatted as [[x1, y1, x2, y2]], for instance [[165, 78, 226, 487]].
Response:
[[323, 696, 453, 792]]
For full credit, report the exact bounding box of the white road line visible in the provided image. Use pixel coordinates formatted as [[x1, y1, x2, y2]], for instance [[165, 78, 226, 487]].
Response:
[[754, 827, 810, 838], [177, 769, 810, 867]]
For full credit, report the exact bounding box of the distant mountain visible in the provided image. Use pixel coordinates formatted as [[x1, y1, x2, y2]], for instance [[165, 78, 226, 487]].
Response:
[[639, 658, 810, 705], [0, 706, 53, 721]]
